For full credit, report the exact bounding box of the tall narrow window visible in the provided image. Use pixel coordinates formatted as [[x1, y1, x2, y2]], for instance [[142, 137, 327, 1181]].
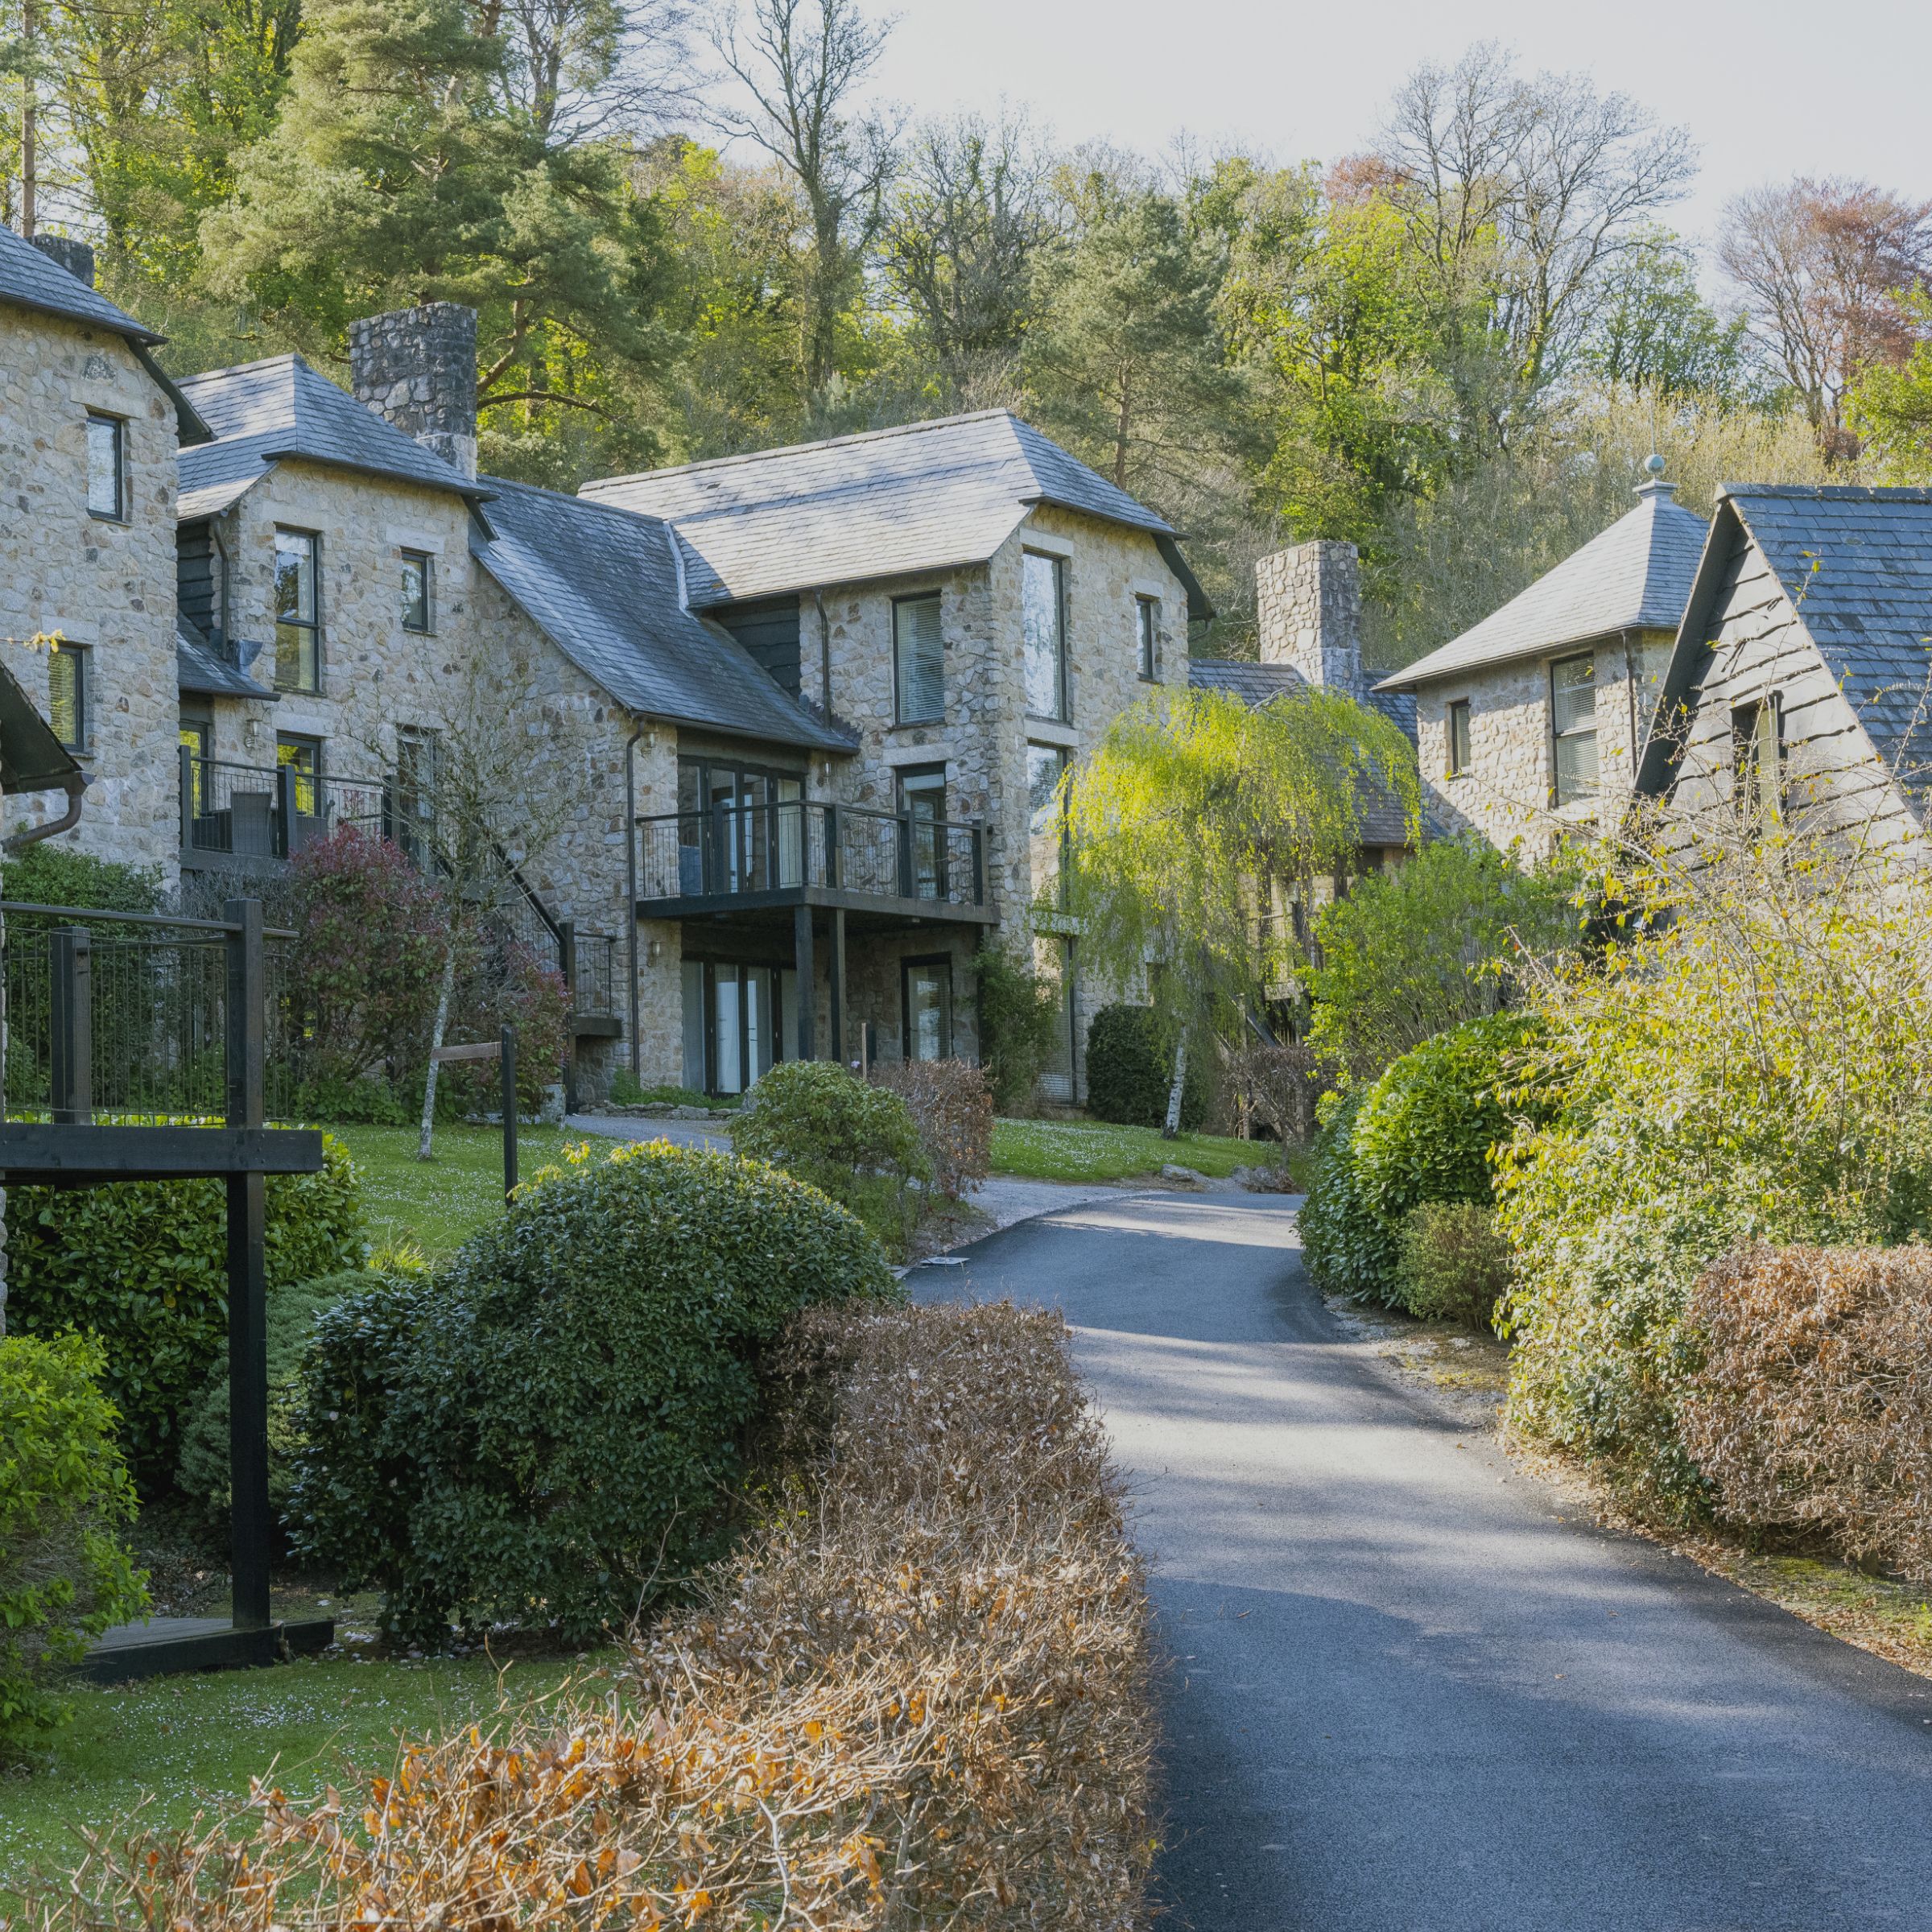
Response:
[[85, 412, 124, 520], [396, 724, 439, 863], [277, 733, 320, 819], [47, 646, 86, 750], [400, 551, 434, 634], [1027, 742, 1069, 908], [902, 957, 954, 1062], [1023, 551, 1067, 720], [1137, 597, 1159, 681], [1550, 652, 1598, 805], [1733, 697, 1784, 830], [1447, 699, 1472, 777], [180, 716, 210, 815], [274, 529, 320, 693], [893, 592, 943, 723], [899, 765, 947, 898]]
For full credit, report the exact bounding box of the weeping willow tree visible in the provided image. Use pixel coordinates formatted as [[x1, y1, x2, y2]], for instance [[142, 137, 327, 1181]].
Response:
[[1062, 685, 1420, 1133]]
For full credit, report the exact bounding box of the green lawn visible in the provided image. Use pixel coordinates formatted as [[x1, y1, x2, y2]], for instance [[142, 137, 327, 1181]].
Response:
[[990, 1117, 1293, 1183], [331, 1123, 585, 1260], [0, 1650, 595, 1904]]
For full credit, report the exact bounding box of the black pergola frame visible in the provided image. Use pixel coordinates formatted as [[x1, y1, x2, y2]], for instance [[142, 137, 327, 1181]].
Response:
[[0, 895, 328, 1678]]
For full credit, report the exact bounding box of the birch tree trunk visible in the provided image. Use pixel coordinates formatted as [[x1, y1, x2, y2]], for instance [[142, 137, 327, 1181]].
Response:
[[1162, 1027, 1188, 1141], [416, 942, 458, 1161], [1, 790, 8, 1336]]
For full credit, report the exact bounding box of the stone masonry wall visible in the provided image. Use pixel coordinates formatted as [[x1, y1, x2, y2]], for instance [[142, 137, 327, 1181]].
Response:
[[0, 307, 180, 877], [1257, 540, 1364, 696]]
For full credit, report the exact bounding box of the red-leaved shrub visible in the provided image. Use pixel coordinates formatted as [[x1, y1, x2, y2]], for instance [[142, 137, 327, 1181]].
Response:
[[873, 1058, 993, 1199], [1680, 1243, 1932, 1580]]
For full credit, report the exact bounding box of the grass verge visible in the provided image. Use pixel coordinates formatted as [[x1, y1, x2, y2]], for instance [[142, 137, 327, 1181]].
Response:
[[991, 1115, 1289, 1183], [0, 1651, 588, 1905]]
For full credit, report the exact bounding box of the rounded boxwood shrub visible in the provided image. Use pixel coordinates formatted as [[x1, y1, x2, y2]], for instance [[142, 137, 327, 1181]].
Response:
[[6, 1131, 364, 1483], [1084, 1005, 1205, 1129], [1300, 1012, 1545, 1305], [287, 1138, 901, 1644], [1, 1334, 149, 1751], [175, 1270, 374, 1526]]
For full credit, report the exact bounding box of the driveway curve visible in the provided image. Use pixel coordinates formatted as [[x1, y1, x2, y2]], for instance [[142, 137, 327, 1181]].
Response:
[[905, 1193, 1932, 1932]]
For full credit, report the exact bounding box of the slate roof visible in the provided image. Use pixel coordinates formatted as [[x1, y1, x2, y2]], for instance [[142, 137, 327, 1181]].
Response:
[[1188, 657, 1419, 846], [580, 411, 1212, 619], [1376, 479, 1708, 691], [472, 477, 856, 753], [1640, 485, 1932, 805], [175, 354, 491, 520], [176, 618, 275, 700], [0, 222, 160, 344]]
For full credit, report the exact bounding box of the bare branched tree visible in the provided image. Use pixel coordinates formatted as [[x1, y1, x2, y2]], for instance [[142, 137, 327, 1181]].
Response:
[[491, 0, 697, 147], [706, 0, 899, 398], [1718, 176, 1932, 460]]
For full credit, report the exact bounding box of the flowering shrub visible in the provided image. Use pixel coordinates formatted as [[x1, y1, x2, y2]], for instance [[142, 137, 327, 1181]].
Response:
[[28, 1302, 1156, 1929], [287, 1139, 898, 1643], [1679, 1245, 1932, 1582], [1, 1334, 148, 1751], [871, 1057, 993, 1198], [283, 826, 449, 1088]]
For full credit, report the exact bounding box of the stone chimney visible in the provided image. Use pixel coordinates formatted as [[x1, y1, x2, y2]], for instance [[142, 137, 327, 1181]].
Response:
[[348, 302, 478, 478], [1255, 539, 1364, 698], [31, 235, 96, 288]]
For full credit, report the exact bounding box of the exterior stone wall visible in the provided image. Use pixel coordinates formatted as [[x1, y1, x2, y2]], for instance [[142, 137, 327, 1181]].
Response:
[[0, 306, 180, 877], [349, 305, 479, 481], [1257, 540, 1364, 696], [1413, 633, 1656, 861]]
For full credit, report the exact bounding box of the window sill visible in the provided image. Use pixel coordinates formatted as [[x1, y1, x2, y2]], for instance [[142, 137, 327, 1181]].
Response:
[[86, 513, 129, 527], [1024, 717, 1078, 748]]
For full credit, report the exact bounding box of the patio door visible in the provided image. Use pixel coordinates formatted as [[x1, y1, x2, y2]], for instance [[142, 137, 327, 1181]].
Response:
[[684, 960, 786, 1095]]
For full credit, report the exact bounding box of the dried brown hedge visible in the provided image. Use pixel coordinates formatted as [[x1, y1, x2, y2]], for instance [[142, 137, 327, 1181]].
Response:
[[1680, 1243, 1932, 1581], [23, 1302, 1155, 1931], [871, 1058, 993, 1199]]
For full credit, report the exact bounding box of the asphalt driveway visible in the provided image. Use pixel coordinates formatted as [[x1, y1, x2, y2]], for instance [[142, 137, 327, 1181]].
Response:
[[905, 1193, 1932, 1932]]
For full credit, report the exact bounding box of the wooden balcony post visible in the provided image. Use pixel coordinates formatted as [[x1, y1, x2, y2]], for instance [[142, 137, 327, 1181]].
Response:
[[223, 897, 271, 1632], [48, 927, 91, 1125]]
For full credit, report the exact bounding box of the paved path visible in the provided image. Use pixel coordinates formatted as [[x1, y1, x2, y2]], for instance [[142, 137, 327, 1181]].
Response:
[[905, 1193, 1932, 1932]]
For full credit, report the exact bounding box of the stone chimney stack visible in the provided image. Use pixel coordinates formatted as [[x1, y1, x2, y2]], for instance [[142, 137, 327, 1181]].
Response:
[[31, 235, 96, 288], [1255, 539, 1364, 698], [348, 302, 478, 478]]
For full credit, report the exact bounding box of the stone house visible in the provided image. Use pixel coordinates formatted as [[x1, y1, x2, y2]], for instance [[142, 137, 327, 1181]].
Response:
[[0, 226, 208, 870], [1375, 469, 1708, 859], [1636, 485, 1932, 863]]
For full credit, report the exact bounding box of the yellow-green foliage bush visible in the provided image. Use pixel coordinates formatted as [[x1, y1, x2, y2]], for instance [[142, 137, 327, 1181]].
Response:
[[1498, 842, 1932, 1519], [1397, 1200, 1513, 1328], [287, 1139, 900, 1644], [5, 1131, 364, 1481], [0, 1334, 149, 1751]]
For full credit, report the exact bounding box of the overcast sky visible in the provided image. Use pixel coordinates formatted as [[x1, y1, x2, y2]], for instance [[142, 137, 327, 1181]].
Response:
[[861, 0, 1932, 247]]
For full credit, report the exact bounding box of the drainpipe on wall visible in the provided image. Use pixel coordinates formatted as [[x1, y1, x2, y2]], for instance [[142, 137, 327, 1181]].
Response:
[[814, 590, 832, 715], [2, 772, 86, 852], [625, 724, 644, 1081]]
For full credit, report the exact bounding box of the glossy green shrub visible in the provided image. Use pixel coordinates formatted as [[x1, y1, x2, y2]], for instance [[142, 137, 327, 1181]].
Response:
[[734, 1061, 928, 1255], [0, 1334, 149, 1751], [1084, 1005, 1204, 1130], [1299, 1013, 1543, 1305], [175, 1271, 370, 1525], [287, 1139, 901, 1644], [6, 1130, 365, 1481]]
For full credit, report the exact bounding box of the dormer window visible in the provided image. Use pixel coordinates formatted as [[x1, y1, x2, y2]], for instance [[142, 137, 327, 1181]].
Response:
[[85, 412, 125, 521]]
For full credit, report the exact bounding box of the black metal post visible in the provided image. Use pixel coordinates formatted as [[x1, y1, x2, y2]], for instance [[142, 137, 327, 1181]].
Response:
[[178, 744, 197, 857], [557, 922, 576, 1114], [49, 927, 92, 1125], [972, 823, 986, 906], [897, 810, 914, 899], [793, 905, 816, 1061], [223, 897, 271, 1632], [829, 908, 846, 1065], [275, 763, 299, 858], [824, 803, 840, 888], [502, 1023, 518, 1202]]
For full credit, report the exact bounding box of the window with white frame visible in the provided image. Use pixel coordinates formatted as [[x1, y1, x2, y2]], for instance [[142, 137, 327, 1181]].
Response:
[[1549, 652, 1598, 805]]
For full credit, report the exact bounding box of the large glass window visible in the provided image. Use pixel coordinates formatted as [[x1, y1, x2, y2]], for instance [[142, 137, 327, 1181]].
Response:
[[1027, 742, 1068, 907], [894, 592, 943, 723], [274, 529, 320, 693], [85, 413, 124, 520], [47, 645, 86, 750], [902, 957, 954, 1062], [1550, 652, 1598, 805], [1023, 551, 1067, 720]]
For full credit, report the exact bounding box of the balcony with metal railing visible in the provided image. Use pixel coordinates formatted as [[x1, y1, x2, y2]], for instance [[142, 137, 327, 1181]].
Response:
[[634, 799, 993, 925], [178, 749, 394, 869]]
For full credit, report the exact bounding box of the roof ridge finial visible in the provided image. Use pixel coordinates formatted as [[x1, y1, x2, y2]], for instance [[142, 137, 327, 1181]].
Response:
[[1637, 452, 1676, 502]]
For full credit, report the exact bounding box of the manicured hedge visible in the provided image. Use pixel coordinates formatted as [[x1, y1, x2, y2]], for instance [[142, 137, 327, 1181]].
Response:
[[1084, 1004, 1205, 1130], [287, 1138, 900, 1644], [6, 1130, 364, 1481]]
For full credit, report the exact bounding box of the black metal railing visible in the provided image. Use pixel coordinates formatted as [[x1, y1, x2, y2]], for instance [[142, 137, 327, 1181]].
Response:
[[635, 800, 985, 909], [486, 874, 620, 1024], [179, 749, 392, 865]]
